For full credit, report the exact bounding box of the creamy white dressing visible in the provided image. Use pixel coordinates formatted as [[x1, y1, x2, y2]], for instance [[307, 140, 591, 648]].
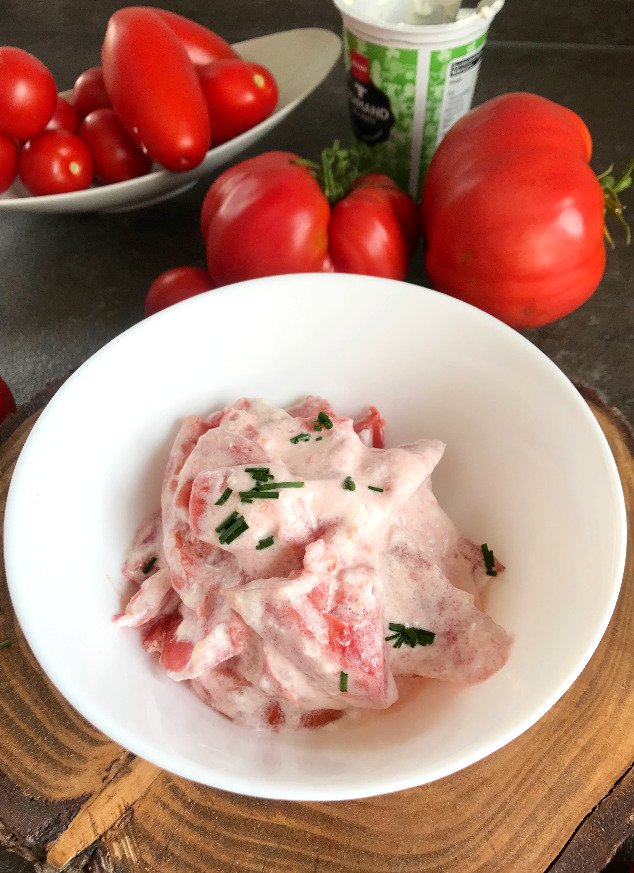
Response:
[[117, 396, 511, 731]]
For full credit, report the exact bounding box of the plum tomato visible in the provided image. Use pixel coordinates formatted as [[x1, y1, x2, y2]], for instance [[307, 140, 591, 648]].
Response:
[[0, 376, 16, 424], [79, 108, 152, 183], [0, 47, 57, 140], [0, 133, 18, 192], [198, 59, 278, 147], [45, 96, 78, 133], [18, 130, 93, 195], [145, 266, 213, 315], [72, 66, 111, 118]]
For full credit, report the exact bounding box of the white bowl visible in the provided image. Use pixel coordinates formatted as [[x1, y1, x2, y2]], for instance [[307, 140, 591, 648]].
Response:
[[4, 274, 626, 800], [0, 28, 341, 213]]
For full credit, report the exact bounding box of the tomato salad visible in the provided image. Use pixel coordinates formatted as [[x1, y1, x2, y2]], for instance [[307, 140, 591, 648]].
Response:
[[116, 396, 511, 731]]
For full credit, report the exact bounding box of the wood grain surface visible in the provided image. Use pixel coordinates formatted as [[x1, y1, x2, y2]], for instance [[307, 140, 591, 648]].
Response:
[[0, 393, 632, 873]]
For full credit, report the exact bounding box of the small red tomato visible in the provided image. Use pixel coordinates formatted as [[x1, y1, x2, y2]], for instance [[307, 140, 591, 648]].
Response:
[[145, 266, 213, 315], [153, 8, 238, 66], [198, 59, 278, 147], [0, 47, 57, 139], [45, 96, 78, 133], [19, 130, 93, 195], [79, 108, 152, 183], [0, 376, 17, 423], [0, 133, 18, 192], [72, 66, 111, 118]]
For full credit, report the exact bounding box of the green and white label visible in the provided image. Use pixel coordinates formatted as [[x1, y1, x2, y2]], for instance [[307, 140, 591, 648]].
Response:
[[343, 28, 487, 198]]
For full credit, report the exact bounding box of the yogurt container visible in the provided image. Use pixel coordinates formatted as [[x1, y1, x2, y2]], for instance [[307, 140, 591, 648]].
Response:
[[333, 0, 504, 197]]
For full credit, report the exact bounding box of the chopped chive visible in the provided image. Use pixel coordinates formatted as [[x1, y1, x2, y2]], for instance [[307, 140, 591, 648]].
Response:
[[290, 432, 310, 444], [239, 491, 279, 501], [481, 543, 497, 576], [0, 640, 10, 651], [223, 520, 249, 545], [245, 467, 273, 482], [385, 623, 435, 648], [312, 421, 323, 432], [219, 515, 248, 544], [416, 629, 436, 646], [256, 536, 275, 551], [257, 481, 304, 490], [315, 436, 323, 441], [368, 485, 384, 493], [339, 671, 348, 692], [342, 476, 356, 491], [141, 556, 157, 574], [215, 487, 232, 506], [317, 411, 334, 429], [215, 510, 238, 534]]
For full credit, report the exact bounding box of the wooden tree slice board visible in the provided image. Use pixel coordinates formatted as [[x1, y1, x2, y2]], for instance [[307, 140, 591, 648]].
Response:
[[0, 389, 632, 873]]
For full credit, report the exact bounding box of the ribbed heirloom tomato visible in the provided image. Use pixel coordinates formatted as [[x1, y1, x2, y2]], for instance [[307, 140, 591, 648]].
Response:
[[421, 92, 627, 328]]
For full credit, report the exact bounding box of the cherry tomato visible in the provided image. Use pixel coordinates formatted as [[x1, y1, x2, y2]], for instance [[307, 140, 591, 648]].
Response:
[[18, 130, 93, 195], [0, 133, 18, 192], [153, 8, 238, 66], [0, 376, 16, 424], [0, 47, 57, 140], [79, 108, 152, 184], [72, 66, 111, 118], [421, 93, 607, 328], [45, 96, 78, 133], [198, 59, 278, 147], [102, 8, 210, 171], [145, 266, 213, 315]]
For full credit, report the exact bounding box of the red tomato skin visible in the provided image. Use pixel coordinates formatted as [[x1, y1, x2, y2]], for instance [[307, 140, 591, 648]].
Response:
[[45, 96, 78, 133], [353, 173, 420, 256], [145, 266, 213, 315], [72, 66, 111, 119], [151, 8, 238, 65], [0, 133, 18, 192], [0, 376, 16, 423], [79, 108, 152, 183], [18, 130, 93, 195], [0, 47, 57, 140], [101, 8, 210, 171], [328, 186, 409, 280], [424, 148, 605, 327], [198, 59, 278, 147], [421, 92, 605, 328], [203, 152, 330, 285]]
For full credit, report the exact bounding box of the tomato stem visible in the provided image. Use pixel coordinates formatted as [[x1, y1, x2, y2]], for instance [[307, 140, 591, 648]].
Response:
[[296, 140, 368, 204], [598, 158, 633, 247]]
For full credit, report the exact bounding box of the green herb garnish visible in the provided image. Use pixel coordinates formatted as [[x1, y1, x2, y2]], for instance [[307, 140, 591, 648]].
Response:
[[215, 510, 238, 533], [368, 485, 384, 493], [141, 556, 157, 574], [312, 421, 323, 432], [339, 671, 348, 692], [215, 487, 232, 506], [342, 476, 356, 491], [0, 640, 10, 651], [315, 436, 323, 441], [245, 467, 273, 482], [290, 433, 310, 444], [317, 411, 334, 429], [239, 491, 280, 501], [481, 543, 497, 576], [257, 481, 304, 490], [385, 623, 435, 648], [219, 514, 249, 544], [256, 536, 275, 550]]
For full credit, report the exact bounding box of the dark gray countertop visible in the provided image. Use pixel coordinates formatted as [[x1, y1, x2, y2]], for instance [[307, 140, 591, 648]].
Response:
[[0, 0, 632, 426]]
